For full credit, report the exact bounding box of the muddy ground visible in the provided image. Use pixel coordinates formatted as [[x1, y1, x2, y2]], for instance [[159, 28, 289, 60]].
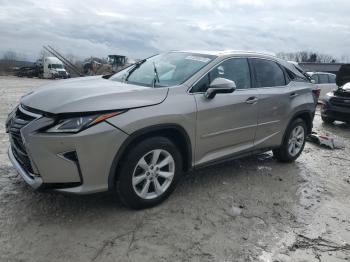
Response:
[[0, 76, 349, 262]]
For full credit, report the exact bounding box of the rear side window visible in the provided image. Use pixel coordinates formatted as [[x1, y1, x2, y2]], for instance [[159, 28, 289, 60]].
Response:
[[318, 74, 329, 84], [191, 58, 251, 92], [328, 74, 336, 83], [285, 68, 308, 83], [251, 59, 286, 87]]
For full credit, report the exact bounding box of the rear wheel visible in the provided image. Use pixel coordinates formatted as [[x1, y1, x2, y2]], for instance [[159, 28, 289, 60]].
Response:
[[273, 118, 307, 163], [321, 116, 334, 124], [117, 137, 182, 209]]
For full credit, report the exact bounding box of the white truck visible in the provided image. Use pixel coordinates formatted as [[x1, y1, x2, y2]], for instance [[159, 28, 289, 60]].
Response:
[[40, 57, 70, 79], [16, 56, 70, 79]]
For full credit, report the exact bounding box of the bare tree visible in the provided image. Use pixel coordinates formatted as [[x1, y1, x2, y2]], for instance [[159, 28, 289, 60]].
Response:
[[277, 51, 338, 63], [1, 50, 19, 72], [340, 55, 350, 63], [2, 50, 18, 63]]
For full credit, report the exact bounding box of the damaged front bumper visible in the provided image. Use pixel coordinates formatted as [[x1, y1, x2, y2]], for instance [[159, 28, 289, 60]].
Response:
[[8, 146, 43, 189], [6, 105, 129, 194]]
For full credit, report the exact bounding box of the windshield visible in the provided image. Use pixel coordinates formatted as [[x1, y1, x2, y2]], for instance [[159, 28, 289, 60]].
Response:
[[51, 64, 63, 69], [110, 52, 216, 87]]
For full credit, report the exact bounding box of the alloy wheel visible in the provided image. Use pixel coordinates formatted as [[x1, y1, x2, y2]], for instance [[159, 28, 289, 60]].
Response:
[[132, 149, 175, 200], [288, 125, 305, 157]]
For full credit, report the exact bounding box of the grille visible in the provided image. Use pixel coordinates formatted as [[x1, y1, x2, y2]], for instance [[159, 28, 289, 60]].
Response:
[[8, 106, 37, 173], [330, 97, 350, 108]]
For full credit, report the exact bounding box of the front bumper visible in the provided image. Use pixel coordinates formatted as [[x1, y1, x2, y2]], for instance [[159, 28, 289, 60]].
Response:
[[321, 101, 350, 122], [8, 146, 43, 189], [7, 106, 128, 194]]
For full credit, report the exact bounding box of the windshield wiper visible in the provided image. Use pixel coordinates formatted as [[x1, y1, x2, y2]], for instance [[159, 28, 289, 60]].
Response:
[[124, 59, 146, 82], [152, 62, 160, 88]]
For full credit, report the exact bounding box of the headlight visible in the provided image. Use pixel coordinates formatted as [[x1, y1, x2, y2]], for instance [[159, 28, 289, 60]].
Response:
[[45, 111, 124, 133]]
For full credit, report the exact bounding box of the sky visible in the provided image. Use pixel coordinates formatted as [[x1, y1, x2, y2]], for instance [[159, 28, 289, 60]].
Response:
[[0, 0, 350, 61]]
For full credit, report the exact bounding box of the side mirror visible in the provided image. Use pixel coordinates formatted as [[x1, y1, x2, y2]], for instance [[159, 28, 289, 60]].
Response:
[[311, 79, 316, 84], [205, 78, 236, 99]]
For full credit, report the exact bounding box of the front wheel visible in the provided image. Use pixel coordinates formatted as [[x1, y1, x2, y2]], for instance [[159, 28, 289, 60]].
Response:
[[116, 137, 182, 209], [273, 118, 307, 163]]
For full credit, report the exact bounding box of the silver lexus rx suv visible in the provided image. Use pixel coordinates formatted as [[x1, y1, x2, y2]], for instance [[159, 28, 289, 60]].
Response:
[[6, 51, 317, 209]]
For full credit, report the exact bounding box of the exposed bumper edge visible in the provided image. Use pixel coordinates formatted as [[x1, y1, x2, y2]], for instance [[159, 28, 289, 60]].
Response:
[[8, 146, 43, 189]]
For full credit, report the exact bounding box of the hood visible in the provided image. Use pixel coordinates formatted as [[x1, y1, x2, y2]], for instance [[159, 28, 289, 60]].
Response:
[[336, 64, 350, 87], [342, 82, 350, 91], [21, 76, 168, 114], [333, 82, 350, 97]]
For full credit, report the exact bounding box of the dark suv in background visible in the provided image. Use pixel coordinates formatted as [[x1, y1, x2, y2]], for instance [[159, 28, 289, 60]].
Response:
[[321, 64, 350, 124]]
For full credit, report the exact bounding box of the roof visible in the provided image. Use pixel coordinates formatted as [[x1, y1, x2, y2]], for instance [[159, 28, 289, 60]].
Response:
[[307, 71, 336, 76], [173, 50, 276, 57], [299, 62, 344, 66]]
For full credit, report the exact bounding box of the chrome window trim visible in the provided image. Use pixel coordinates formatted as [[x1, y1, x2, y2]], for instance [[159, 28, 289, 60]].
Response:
[[187, 55, 285, 94]]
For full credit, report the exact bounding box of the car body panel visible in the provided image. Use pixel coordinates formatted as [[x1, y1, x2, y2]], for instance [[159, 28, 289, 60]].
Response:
[[253, 83, 292, 149], [20, 116, 128, 193], [107, 86, 197, 165], [21, 76, 168, 114], [193, 89, 258, 165]]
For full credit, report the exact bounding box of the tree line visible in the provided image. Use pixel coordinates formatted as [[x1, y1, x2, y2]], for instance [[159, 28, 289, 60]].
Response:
[[276, 51, 339, 63]]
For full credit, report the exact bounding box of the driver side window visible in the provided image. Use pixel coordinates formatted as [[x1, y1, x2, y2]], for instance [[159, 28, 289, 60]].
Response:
[[191, 58, 251, 93]]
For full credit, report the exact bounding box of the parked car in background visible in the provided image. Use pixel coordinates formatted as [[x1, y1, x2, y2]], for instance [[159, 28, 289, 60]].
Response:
[[321, 64, 350, 124], [307, 72, 337, 99], [6, 50, 317, 209]]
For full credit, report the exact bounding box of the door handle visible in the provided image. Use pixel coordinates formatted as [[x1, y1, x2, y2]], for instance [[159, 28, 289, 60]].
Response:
[[289, 92, 299, 98], [245, 96, 258, 104]]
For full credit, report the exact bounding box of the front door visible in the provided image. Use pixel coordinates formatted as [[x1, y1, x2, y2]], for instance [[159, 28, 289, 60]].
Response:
[[192, 58, 258, 166]]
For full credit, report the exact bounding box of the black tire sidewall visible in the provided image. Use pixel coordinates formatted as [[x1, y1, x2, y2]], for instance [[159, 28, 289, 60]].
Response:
[[117, 137, 182, 209]]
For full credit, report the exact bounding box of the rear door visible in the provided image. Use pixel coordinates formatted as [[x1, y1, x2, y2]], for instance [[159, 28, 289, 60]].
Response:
[[250, 58, 292, 149], [192, 58, 259, 165]]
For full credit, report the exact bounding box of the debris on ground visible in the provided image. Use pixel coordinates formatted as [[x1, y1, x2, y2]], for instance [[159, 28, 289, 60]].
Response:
[[229, 206, 242, 217], [257, 166, 272, 172], [307, 132, 345, 149], [289, 234, 350, 253], [257, 153, 274, 161]]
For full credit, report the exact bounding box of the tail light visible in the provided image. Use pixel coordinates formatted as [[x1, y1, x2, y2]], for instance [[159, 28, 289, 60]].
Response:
[[312, 88, 321, 98]]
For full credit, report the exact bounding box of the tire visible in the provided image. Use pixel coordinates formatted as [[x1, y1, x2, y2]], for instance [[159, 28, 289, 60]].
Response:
[[116, 137, 182, 209], [273, 118, 307, 163], [321, 116, 334, 124]]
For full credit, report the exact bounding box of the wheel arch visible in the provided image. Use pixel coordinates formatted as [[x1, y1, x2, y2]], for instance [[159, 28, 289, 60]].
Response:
[[281, 110, 313, 144], [108, 124, 193, 190], [291, 110, 313, 135]]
